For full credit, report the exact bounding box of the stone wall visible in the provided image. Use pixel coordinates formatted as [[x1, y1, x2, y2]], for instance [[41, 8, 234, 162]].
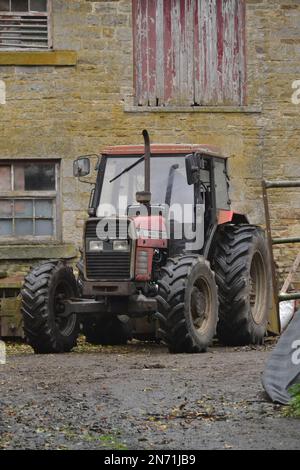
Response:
[[0, 0, 299, 287]]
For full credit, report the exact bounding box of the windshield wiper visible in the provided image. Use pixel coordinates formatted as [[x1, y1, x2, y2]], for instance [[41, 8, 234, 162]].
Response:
[[109, 155, 145, 183]]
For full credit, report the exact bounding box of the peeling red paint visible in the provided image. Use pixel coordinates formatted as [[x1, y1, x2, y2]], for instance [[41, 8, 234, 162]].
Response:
[[133, 0, 246, 107]]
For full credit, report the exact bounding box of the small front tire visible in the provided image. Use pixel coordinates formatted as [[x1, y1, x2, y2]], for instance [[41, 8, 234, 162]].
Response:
[[156, 255, 219, 354], [21, 262, 80, 354]]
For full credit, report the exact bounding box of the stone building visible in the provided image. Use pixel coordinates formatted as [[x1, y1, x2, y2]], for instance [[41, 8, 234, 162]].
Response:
[[0, 0, 299, 336]]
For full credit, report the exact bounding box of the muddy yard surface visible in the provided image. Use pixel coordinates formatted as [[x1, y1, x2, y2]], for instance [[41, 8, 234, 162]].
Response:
[[0, 341, 299, 450]]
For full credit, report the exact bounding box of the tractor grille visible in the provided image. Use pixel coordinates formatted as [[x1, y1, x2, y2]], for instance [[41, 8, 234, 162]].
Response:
[[85, 219, 132, 280], [86, 252, 131, 280]]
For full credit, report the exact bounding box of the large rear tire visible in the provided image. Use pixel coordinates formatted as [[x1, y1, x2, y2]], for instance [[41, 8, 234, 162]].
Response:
[[213, 225, 271, 346], [156, 255, 219, 354], [21, 262, 80, 354]]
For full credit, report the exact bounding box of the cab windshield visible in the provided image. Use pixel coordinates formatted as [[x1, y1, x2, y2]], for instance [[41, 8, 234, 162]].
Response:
[[97, 155, 193, 217]]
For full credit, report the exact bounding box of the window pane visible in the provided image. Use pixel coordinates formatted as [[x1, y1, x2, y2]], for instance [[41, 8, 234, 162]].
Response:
[[35, 219, 53, 236], [14, 200, 33, 217], [35, 199, 52, 218], [14, 163, 56, 191], [0, 220, 12, 236], [11, 0, 29, 11], [15, 219, 33, 236], [215, 160, 230, 210], [0, 200, 13, 217], [0, 166, 11, 191], [30, 0, 47, 12], [0, 1, 9, 12]]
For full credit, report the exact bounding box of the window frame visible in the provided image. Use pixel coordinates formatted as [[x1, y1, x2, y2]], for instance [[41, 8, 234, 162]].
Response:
[[0, 159, 61, 244], [0, 0, 52, 50]]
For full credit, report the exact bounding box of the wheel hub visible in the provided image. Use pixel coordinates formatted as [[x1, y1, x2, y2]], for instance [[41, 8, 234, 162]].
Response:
[[190, 279, 211, 334], [53, 281, 76, 336], [250, 251, 267, 325]]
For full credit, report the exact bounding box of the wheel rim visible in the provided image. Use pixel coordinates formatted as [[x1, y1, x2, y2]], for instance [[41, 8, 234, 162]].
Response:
[[53, 280, 76, 336], [250, 251, 267, 325], [190, 278, 212, 335]]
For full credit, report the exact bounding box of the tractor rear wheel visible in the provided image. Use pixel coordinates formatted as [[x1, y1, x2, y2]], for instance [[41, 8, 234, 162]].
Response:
[[213, 225, 271, 346], [156, 255, 218, 353], [83, 316, 131, 345], [21, 262, 80, 354]]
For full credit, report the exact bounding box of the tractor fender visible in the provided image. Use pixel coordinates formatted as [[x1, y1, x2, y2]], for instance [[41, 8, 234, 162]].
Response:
[[204, 211, 249, 259], [218, 210, 249, 226]]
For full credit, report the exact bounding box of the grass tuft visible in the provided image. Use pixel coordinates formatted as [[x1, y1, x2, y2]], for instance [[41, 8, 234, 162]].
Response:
[[283, 384, 300, 418]]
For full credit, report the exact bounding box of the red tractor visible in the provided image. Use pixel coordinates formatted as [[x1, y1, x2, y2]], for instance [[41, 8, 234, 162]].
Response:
[[21, 131, 271, 354]]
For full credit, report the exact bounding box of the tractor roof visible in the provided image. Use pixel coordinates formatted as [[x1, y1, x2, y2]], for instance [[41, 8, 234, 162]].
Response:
[[102, 144, 226, 159]]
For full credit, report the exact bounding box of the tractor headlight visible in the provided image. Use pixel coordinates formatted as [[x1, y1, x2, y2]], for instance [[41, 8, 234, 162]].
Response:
[[89, 240, 104, 252], [113, 240, 129, 251]]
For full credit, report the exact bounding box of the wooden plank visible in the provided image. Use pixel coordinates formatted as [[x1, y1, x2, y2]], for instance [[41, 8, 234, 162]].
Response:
[[183, 0, 195, 105], [179, 0, 186, 105], [163, 0, 174, 105], [147, 0, 157, 106], [132, 0, 138, 105], [281, 253, 300, 295], [155, 0, 164, 105], [216, 0, 224, 104], [140, 0, 149, 106], [169, 0, 180, 105], [198, 0, 209, 105], [222, 0, 246, 105], [238, 0, 246, 105], [206, 0, 218, 104], [133, 0, 147, 106], [194, 0, 200, 104], [222, 0, 234, 104]]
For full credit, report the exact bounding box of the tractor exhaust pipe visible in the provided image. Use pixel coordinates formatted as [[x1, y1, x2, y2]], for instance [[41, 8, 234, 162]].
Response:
[[136, 129, 152, 205]]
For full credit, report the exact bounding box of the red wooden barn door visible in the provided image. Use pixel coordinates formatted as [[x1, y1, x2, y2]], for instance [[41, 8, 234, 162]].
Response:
[[133, 0, 246, 107]]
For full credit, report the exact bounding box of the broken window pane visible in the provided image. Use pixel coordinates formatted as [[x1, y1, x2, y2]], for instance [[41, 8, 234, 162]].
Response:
[[11, 0, 29, 11], [35, 199, 52, 218], [0, 1, 9, 11], [35, 219, 53, 236], [14, 200, 33, 217], [15, 219, 33, 236], [0, 220, 12, 236], [0, 200, 13, 217], [30, 0, 47, 12], [14, 163, 55, 191], [0, 166, 11, 191]]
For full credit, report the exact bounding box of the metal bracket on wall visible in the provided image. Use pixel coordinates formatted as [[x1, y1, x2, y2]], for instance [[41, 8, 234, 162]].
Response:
[[262, 179, 300, 330]]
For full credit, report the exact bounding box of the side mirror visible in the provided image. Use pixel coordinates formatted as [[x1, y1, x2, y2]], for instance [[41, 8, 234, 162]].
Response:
[[185, 154, 200, 185], [73, 157, 91, 177]]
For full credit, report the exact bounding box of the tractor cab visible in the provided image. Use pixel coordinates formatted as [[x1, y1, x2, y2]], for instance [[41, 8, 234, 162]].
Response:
[[75, 139, 232, 258]]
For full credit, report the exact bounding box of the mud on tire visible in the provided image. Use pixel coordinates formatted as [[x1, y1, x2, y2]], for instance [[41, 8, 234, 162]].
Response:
[[21, 261, 80, 354], [156, 255, 219, 354], [213, 225, 271, 346]]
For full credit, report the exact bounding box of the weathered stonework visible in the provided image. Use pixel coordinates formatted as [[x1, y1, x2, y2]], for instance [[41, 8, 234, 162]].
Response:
[[0, 0, 299, 335]]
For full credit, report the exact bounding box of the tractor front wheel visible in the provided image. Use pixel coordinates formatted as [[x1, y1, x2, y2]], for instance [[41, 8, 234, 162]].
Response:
[[21, 262, 80, 354], [156, 255, 219, 354]]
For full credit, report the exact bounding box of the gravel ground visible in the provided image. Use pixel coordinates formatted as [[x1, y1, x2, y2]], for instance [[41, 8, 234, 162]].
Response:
[[0, 340, 299, 450]]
